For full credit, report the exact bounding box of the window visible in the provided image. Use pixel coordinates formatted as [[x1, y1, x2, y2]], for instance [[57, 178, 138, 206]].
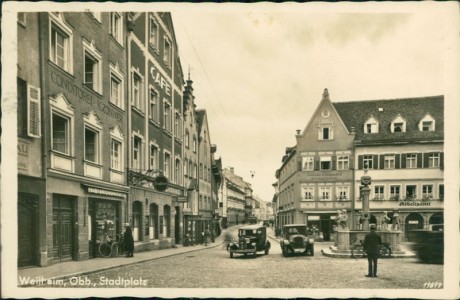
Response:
[[149, 88, 159, 121], [318, 125, 333, 140], [319, 186, 331, 200], [111, 140, 121, 171], [405, 185, 417, 199], [364, 116, 379, 133], [374, 186, 384, 200], [337, 156, 349, 170], [199, 163, 203, 179], [422, 185, 433, 199], [52, 113, 70, 154], [419, 114, 435, 131], [110, 12, 123, 44], [390, 186, 400, 200], [174, 111, 181, 137], [337, 186, 349, 201], [175, 159, 181, 184], [149, 144, 158, 171], [439, 185, 444, 200], [302, 156, 314, 171], [193, 136, 197, 152], [132, 72, 143, 111], [406, 153, 417, 168], [320, 156, 331, 170], [184, 159, 188, 177], [163, 37, 172, 67], [428, 153, 440, 168], [363, 155, 373, 169], [391, 115, 406, 133], [193, 163, 197, 179], [185, 130, 190, 148], [50, 14, 73, 73], [132, 136, 142, 169], [84, 127, 99, 163], [149, 15, 159, 49], [110, 64, 124, 109], [164, 152, 171, 178], [83, 41, 102, 93], [164, 101, 171, 132], [27, 84, 41, 138], [384, 155, 395, 169]]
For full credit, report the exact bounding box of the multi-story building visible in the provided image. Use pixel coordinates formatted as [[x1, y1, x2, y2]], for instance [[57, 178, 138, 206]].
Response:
[[126, 12, 186, 249], [17, 11, 130, 266], [275, 89, 444, 241], [219, 167, 249, 227]]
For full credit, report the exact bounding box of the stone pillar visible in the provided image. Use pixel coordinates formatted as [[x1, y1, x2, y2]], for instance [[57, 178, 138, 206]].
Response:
[[336, 231, 350, 251], [360, 172, 372, 231]]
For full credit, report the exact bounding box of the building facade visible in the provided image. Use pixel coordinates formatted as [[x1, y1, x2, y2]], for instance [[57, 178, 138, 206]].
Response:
[[17, 11, 130, 266], [275, 89, 444, 241], [127, 12, 186, 250], [219, 167, 249, 227]]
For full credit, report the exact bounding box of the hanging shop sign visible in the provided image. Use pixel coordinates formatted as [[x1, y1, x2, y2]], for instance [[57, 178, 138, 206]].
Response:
[[154, 175, 169, 192]]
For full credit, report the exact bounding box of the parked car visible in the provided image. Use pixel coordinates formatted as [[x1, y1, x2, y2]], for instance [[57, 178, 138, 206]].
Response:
[[280, 224, 315, 257], [410, 227, 444, 264], [228, 225, 271, 258]]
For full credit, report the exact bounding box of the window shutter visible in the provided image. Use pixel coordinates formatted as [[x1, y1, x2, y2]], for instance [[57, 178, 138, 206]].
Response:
[[27, 84, 41, 138], [314, 156, 320, 170], [298, 160, 302, 171], [440, 152, 444, 170], [358, 155, 363, 170], [373, 155, 378, 169], [331, 156, 337, 170], [401, 154, 406, 168], [379, 155, 384, 169], [395, 154, 400, 169], [417, 153, 422, 168], [349, 155, 354, 170], [423, 153, 429, 168]]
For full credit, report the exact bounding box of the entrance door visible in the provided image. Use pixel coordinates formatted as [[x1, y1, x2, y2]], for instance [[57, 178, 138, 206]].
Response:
[[150, 203, 158, 240], [133, 201, 142, 241], [175, 206, 180, 243], [53, 195, 74, 261], [18, 194, 38, 267]]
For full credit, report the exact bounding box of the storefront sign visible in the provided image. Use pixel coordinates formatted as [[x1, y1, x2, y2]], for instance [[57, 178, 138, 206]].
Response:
[[309, 171, 343, 181], [308, 216, 320, 221], [51, 70, 123, 122], [87, 187, 125, 198], [176, 196, 187, 202], [408, 220, 419, 224], [150, 66, 171, 96], [18, 140, 29, 171], [399, 201, 431, 207]]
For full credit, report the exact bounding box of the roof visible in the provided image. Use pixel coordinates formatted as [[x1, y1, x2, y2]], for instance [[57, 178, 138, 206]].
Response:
[[239, 224, 266, 230], [195, 110, 205, 133], [333, 95, 444, 145]]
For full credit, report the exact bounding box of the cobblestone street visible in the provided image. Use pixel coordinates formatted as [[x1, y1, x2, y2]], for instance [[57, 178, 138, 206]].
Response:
[[42, 229, 443, 289]]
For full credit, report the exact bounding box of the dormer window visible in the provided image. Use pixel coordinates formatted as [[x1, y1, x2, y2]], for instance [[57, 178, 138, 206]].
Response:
[[364, 116, 379, 134], [419, 114, 435, 131], [391, 115, 406, 133]]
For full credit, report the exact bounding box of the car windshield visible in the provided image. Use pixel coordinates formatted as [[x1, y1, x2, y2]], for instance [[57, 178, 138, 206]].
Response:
[[284, 226, 307, 235], [239, 229, 257, 236]]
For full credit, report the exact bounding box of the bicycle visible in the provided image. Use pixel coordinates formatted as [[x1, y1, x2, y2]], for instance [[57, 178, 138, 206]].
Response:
[[351, 240, 392, 258], [111, 233, 126, 256], [98, 233, 125, 257]]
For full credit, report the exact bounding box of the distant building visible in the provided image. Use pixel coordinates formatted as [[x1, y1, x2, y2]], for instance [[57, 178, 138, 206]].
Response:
[[219, 167, 251, 227], [275, 89, 444, 241]]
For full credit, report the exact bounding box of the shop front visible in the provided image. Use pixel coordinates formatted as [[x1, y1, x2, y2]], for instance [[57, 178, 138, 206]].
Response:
[[305, 212, 337, 241]]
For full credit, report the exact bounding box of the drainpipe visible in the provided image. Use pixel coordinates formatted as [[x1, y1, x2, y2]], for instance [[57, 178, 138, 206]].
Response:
[[39, 12, 47, 180], [126, 16, 133, 225]]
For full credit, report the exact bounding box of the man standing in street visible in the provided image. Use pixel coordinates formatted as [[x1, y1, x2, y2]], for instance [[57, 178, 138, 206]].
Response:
[[363, 225, 382, 277]]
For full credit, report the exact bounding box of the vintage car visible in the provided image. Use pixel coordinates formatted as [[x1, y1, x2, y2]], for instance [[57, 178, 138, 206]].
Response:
[[280, 224, 315, 256], [228, 225, 271, 258]]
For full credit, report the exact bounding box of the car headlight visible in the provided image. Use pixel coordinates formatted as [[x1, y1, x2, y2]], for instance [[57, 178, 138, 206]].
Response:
[[308, 239, 314, 244], [251, 242, 256, 246]]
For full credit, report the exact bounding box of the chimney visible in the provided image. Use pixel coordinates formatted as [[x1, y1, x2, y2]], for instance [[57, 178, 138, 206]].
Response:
[[296, 129, 301, 135]]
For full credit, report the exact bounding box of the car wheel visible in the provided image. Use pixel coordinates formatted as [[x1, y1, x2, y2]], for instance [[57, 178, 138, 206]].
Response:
[[282, 247, 288, 257], [230, 252, 233, 258], [265, 248, 269, 255], [310, 246, 314, 256]]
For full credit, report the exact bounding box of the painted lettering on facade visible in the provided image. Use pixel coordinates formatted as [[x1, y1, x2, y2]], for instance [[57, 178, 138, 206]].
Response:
[[51, 70, 123, 122], [18, 140, 29, 171], [150, 66, 171, 96], [398, 201, 431, 207]]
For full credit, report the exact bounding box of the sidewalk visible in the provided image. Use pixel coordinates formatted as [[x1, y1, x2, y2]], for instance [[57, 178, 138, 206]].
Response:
[[18, 232, 227, 287]]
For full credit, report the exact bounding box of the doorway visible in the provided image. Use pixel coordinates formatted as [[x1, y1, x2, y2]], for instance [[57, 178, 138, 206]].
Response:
[[52, 195, 75, 261], [18, 193, 39, 267]]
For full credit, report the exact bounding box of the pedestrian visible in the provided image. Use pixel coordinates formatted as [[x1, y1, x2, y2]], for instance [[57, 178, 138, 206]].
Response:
[[362, 225, 382, 278], [204, 229, 211, 246], [124, 223, 135, 258], [201, 231, 205, 244]]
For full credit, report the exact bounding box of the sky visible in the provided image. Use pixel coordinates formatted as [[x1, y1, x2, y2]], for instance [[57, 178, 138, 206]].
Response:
[[170, 3, 458, 202]]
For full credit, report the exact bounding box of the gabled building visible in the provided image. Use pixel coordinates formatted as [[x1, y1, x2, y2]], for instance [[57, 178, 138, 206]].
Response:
[[127, 12, 186, 249], [17, 11, 130, 266], [275, 89, 444, 241], [334, 94, 444, 239], [219, 167, 250, 227]]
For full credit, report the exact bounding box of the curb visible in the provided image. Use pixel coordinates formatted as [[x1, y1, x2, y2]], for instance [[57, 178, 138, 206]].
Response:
[[19, 240, 225, 287]]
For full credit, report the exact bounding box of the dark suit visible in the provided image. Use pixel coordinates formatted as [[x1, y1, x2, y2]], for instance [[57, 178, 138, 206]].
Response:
[[363, 230, 382, 277]]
